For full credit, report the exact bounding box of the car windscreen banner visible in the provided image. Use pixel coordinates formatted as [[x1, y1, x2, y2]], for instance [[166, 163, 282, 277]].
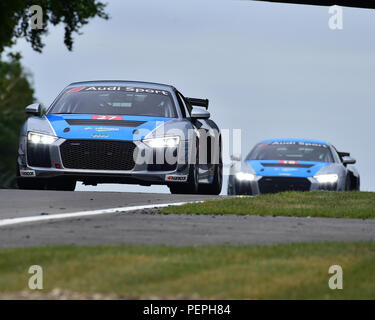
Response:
[[67, 86, 170, 96]]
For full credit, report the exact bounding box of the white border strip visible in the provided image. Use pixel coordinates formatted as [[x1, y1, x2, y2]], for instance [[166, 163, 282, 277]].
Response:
[[0, 201, 195, 228]]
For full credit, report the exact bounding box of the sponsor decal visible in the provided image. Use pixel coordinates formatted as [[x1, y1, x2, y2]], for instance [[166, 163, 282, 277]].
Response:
[[20, 170, 36, 177], [165, 175, 188, 182], [95, 127, 120, 132], [92, 115, 123, 120], [80, 86, 170, 96], [91, 134, 109, 138], [271, 141, 327, 148]]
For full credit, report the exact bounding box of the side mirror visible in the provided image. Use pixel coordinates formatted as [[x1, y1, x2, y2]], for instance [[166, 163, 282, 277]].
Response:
[[230, 154, 241, 162], [191, 107, 210, 120], [342, 156, 356, 165], [25, 103, 42, 116]]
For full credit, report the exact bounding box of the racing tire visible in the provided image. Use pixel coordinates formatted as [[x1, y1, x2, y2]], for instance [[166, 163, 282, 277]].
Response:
[[344, 174, 351, 191], [169, 140, 199, 194], [198, 164, 223, 195], [345, 175, 360, 191], [169, 164, 199, 194], [45, 178, 76, 191], [356, 177, 360, 191]]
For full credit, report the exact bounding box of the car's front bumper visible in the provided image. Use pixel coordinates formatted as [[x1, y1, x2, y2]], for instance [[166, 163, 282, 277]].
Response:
[[233, 175, 339, 195], [18, 136, 191, 185]]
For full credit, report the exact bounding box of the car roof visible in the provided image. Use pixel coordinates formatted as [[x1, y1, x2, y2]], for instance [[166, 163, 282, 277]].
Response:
[[260, 138, 329, 145], [66, 80, 175, 91]]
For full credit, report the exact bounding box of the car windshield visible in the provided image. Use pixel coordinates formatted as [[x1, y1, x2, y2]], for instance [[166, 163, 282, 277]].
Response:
[[246, 141, 333, 162], [48, 86, 177, 118]]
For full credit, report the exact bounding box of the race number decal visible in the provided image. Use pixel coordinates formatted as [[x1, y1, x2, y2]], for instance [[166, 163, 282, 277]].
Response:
[[92, 115, 123, 120], [278, 160, 299, 165]]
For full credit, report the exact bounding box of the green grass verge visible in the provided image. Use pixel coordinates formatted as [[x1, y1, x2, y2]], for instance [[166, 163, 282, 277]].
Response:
[[1, 243, 375, 299], [161, 191, 375, 219]]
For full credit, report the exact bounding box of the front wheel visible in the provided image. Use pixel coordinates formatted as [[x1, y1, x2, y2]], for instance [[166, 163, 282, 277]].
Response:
[[169, 164, 199, 194], [169, 139, 199, 195], [344, 174, 352, 191], [198, 164, 223, 195]]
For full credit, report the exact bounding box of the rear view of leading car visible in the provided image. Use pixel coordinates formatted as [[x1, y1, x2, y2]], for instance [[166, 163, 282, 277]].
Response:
[[17, 81, 223, 195]]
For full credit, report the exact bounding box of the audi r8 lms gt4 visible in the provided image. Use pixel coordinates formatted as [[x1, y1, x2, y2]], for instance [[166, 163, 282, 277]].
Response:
[[17, 81, 223, 195], [228, 139, 360, 195]]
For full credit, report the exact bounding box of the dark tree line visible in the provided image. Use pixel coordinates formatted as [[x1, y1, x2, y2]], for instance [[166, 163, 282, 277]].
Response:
[[0, 0, 108, 187]]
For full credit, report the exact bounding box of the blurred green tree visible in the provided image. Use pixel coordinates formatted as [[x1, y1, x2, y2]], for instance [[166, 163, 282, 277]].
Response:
[[0, 53, 34, 187], [0, 0, 108, 187], [0, 0, 108, 53]]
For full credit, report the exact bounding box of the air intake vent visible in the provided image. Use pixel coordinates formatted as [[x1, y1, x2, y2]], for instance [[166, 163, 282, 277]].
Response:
[[27, 143, 51, 167], [258, 177, 311, 193], [60, 140, 136, 170]]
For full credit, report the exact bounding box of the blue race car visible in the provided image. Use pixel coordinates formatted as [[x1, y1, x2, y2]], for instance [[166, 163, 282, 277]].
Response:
[[228, 138, 360, 195], [17, 80, 223, 194]]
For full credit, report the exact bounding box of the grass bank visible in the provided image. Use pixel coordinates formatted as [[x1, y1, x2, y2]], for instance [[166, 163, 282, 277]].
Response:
[[1, 242, 374, 299], [161, 191, 375, 219]]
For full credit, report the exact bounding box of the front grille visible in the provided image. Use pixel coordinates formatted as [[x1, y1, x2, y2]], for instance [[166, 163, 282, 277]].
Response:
[[258, 177, 311, 193], [60, 140, 136, 170], [27, 142, 51, 167]]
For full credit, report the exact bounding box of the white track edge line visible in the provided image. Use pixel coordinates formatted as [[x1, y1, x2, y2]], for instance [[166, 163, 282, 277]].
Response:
[[0, 201, 200, 228]]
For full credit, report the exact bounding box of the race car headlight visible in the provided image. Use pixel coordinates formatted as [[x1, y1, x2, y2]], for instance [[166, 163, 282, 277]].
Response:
[[235, 172, 256, 181], [28, 132, 58, 145], [314, 173, 339, 184], [143, 136, 180, 148]]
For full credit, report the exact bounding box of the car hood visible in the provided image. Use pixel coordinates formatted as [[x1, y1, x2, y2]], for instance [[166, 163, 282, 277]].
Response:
[[46, 114, 173, 141], [246, 160, 331, 178]]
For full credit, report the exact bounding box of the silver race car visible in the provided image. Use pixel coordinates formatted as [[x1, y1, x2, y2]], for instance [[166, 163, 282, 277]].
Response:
[[228, 138, 360, 195], [17, 80, 223, 194]]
